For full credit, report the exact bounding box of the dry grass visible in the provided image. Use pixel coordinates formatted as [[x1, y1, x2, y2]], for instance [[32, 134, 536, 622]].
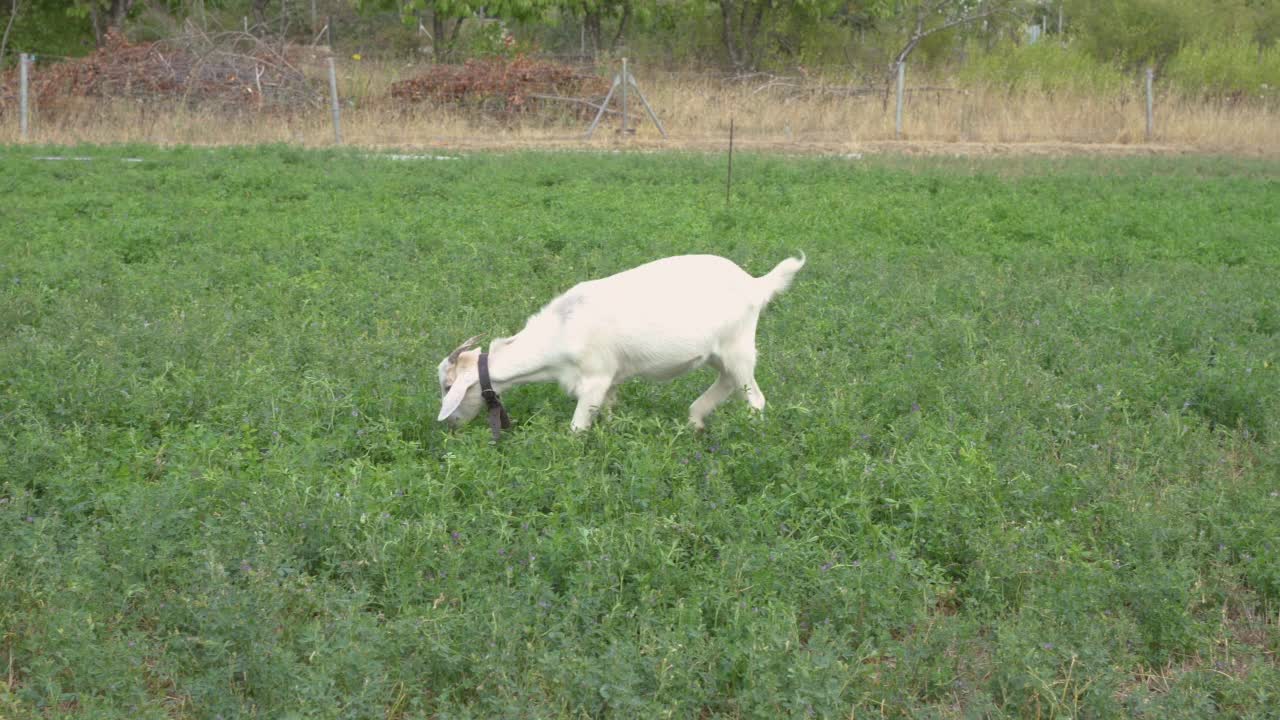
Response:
[[2, 58, 1277, 156]]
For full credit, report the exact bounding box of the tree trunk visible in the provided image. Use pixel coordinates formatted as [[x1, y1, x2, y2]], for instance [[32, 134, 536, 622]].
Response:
[[718, 0, 743, 70], [109, 0, 134, 32], [1, 0, 22, 64], [89, 1, 103, 45], [718, 0, 767, 72], [584, 6, 601, 56], [609, 1, 631, 51], [429, 12, 465, 61], [249, 0, 272, 31], [252, 0, 270, 32]]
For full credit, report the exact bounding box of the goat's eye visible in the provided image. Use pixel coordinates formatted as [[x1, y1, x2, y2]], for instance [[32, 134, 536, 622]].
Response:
[[443, 385, 452, 394]]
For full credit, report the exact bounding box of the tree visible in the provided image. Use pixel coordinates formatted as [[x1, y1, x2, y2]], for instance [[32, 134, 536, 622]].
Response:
[[1, 0, 22, 62], [715, 0, 767, 70], [714, 1, 894, 72], [887, 0, 1023, 71], [574, 0, 631, 56], [87, 0, 136, 45]]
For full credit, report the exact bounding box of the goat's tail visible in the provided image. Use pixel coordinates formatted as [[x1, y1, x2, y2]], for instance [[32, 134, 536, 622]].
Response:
[[756, 251, 806, 306]]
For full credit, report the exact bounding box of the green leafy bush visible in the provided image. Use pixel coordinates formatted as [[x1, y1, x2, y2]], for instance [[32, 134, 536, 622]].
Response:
[[960, 39, 1130, 95], [1165, 36, 1280, 97]]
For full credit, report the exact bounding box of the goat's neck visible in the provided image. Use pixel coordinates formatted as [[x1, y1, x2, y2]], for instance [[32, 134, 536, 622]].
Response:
[[485, 333, 562, 392]]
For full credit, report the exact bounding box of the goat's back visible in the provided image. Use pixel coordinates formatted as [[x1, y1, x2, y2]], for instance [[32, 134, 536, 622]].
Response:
[[548, 255, 770, 356]]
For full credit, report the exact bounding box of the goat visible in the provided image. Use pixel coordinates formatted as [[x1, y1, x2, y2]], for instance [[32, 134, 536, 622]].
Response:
[[437, 252, 806, 434]]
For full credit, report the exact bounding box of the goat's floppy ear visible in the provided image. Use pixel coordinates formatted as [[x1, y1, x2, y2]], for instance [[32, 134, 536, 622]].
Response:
[[447, 335, 484, 365], [437, 369, 478, 422]]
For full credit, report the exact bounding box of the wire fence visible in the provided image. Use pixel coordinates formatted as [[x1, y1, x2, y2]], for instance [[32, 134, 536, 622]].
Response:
[[2, 33, 1276, 150]]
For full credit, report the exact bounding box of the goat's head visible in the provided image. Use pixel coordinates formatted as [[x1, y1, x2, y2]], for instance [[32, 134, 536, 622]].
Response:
[[436, 334, 485, 427]]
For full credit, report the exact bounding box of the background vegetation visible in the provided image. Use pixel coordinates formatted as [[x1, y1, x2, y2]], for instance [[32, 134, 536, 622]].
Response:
[[2, 147, 1277, 717], [3, 0, 1279, 98]]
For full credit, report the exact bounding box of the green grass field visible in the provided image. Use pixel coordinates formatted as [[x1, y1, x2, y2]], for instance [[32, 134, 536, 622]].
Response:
[[2, 146, 1278, 718]]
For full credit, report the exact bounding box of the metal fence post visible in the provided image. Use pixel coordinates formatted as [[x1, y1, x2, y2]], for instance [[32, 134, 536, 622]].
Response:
[[327, 56, 343, 145], [1145, 67, 1154, 142], [620, 57, 629, 134], [894, 61, 905, 139], [19, 53, 29, 141]]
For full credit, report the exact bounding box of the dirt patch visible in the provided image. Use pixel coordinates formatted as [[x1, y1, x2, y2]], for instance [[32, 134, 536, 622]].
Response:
[[357, 134, 1245, 159]]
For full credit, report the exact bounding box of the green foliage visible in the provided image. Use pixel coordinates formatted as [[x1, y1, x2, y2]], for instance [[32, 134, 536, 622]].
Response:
[[1, 147, 1279, 717], [0, 0, 95, 61], [1067, 0, 1280, 69], [1066, 0, 1197, 65], [960, 37, 1130, 94], [1165, 35, 1280, 97]]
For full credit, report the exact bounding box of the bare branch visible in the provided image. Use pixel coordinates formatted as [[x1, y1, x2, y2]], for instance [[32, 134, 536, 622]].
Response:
[[1, 0, 22, 65]]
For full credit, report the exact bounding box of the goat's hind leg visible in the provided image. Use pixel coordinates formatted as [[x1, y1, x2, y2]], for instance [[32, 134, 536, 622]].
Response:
[[689, 358, 735, 430], [721, 344, 766, 415]]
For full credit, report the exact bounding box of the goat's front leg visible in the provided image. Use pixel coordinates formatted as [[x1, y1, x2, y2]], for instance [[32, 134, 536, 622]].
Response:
[[571, 378, 613, 432]]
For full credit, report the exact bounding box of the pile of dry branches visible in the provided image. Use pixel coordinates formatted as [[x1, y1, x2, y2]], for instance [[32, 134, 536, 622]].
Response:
[[389, 56, 609, 117], [1, 27, 324, 113]]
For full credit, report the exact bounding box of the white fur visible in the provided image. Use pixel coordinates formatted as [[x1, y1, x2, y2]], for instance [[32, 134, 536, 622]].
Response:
[[437, 252, 805, 432]]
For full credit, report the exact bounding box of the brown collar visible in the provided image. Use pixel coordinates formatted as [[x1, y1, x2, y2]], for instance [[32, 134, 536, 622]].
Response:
[[477, 351, 512, 442]]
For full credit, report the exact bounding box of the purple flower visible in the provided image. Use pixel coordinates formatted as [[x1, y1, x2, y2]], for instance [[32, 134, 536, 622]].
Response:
[[820, 562, 833, 572], [451, 531, 461, 542], [911, 402, 921, 413], [1042, 642, 1054, 651]]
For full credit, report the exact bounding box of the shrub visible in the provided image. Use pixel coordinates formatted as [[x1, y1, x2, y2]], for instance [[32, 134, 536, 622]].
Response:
[[1165, 36, 1280, 98], [960, 39, 1130, 95]]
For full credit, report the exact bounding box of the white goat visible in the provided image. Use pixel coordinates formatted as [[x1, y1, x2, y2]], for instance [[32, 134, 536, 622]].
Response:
[[437, 252, 806, 434]]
